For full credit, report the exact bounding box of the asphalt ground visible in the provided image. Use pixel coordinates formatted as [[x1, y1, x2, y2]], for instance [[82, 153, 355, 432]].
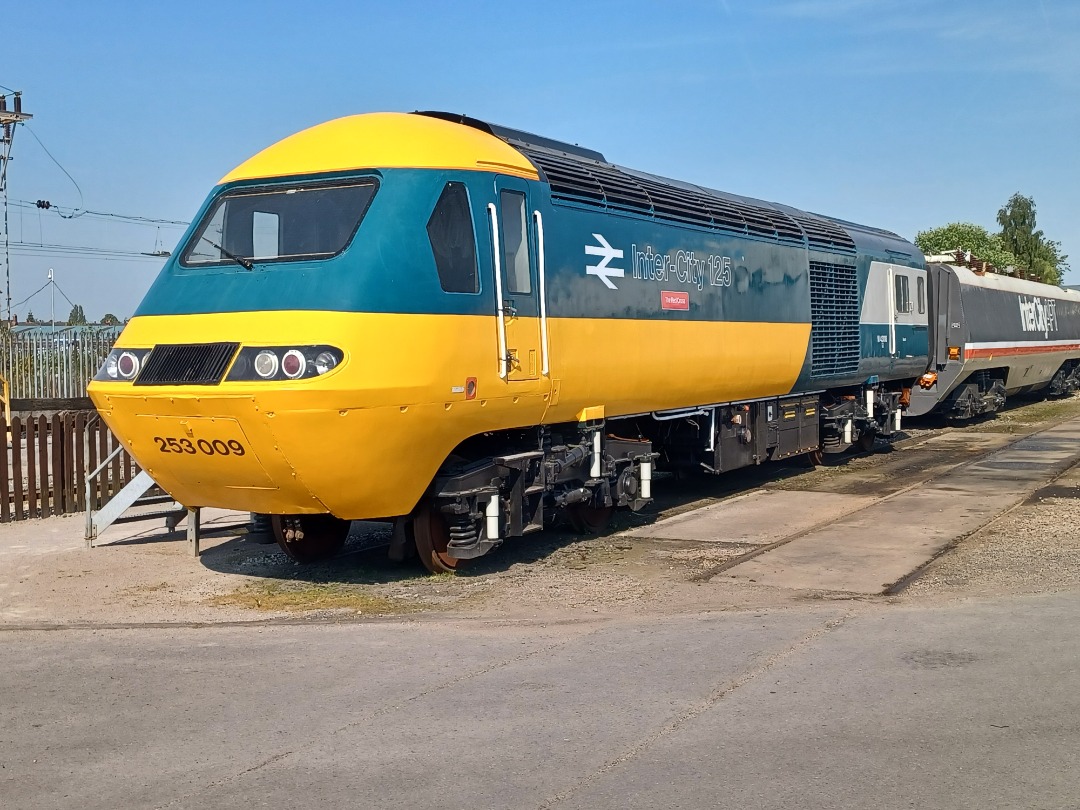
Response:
[[3, 594, 1079, 809], [4, 399, 1080, 807]]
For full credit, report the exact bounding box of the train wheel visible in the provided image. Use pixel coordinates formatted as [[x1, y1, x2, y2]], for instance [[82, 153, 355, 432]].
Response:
[[272, 514, 350, 564], [566, 503, 615, 535], [413, 503, 468, 574], [802, 448, 824, 467]]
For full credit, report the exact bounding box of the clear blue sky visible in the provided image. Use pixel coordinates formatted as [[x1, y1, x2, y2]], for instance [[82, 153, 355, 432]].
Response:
[[3, 0, 1077, 321]]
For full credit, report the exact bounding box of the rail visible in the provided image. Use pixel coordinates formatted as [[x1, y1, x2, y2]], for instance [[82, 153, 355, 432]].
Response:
[[82, 441, 201, 552], [0, 326, 121, 400], [84, 443, 124, 544]]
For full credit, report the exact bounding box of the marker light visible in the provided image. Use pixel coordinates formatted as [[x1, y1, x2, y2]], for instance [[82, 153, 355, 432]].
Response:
[[281, 350, 306, 379], [948, 346, 962, 361], [254, 350, 279, 379], [116, 351, 141, 380]]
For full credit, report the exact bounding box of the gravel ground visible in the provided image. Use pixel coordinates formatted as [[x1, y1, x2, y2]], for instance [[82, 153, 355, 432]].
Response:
[[901, 476, 1080, 600], [4, 395, 1080, 626]]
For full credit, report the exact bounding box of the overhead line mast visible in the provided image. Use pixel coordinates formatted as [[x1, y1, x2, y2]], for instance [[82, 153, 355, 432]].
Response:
[[1, 91, 32, 323]]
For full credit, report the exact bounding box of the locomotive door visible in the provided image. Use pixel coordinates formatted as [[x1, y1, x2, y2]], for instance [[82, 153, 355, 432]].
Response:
[[488, 178, 544, 382]]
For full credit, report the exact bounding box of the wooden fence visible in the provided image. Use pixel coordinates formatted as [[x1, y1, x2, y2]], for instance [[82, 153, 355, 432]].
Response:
[[1, 413, 139, 522]]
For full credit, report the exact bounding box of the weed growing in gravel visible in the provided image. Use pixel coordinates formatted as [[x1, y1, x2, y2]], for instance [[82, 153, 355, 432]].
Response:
[[209, 582, 417, 614]]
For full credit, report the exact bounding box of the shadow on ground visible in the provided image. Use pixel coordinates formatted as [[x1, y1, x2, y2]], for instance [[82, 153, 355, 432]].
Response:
[[189, 448, 869, 587]]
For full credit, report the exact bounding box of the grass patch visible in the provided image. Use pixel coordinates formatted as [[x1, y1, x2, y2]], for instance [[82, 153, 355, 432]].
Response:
[[210, 581, 416, 614], [119, 581, 172, 596]]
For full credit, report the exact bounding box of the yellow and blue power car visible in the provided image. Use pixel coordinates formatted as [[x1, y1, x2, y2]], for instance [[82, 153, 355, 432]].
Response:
[[89, 111, 1080, 571]]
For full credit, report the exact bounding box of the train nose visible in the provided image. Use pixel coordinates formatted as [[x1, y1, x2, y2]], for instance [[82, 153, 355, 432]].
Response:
[[90, 390, 328, 515]]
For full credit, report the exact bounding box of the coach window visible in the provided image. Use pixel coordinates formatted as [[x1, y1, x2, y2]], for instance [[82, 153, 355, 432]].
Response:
[[894, 274, 912, 314], [427, 182, 479, 293], [917, 276, 926, 314], [499, 190, 531, 294]]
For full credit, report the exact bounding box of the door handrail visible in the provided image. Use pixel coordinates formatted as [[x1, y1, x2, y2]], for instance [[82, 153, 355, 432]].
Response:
[[534, 210, 550, 376], [487, 202, 509, 379]]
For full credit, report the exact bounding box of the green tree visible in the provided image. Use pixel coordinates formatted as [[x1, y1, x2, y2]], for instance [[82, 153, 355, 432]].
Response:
[[1031, 239, 1069, 287], [100, 312, 120, 325], [67, 304, 87, 325], [996, 193, 1068, 285], [997, 193, 1040, 274], [913, 223, 1016, 271]]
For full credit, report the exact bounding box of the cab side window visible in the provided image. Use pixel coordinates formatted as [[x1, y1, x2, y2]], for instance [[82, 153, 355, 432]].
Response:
[[499, 190, 531, 294], [427, 182, 479, 294], [894, 274, 912, 313]]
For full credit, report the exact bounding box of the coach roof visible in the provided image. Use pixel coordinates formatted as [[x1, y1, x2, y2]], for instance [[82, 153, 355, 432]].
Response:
[[219, 112, 541, 184]]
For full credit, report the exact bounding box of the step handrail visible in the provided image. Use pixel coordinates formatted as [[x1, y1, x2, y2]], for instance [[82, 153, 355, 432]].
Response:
[[84, 443, 125, 543]]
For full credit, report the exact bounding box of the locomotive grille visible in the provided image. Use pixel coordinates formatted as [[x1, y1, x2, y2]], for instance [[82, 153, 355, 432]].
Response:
[[787, 212, 857, 253], [134, 342, 240, 386], [809, 261, 860, 378], [516, 145, 811, 248]]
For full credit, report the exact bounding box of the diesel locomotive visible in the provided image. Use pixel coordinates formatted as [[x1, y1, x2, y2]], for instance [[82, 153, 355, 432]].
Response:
[[87, 112, 1080, 572]]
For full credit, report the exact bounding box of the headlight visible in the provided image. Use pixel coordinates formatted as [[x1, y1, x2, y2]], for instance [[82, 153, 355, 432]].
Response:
[[253, 350, 279, 379], [94, 348, 152, 382], [226, 345, 343, 382]]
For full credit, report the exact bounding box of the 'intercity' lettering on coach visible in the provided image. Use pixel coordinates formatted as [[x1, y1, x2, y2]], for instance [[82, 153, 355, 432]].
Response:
[[631, 244, 734, 290], [1018, 295, 1057, 338]]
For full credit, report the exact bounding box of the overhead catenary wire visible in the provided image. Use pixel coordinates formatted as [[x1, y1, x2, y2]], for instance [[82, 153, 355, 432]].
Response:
[[9, 241, 170, 261], [22, 124, 86, 217], [11, 272, 89, 321], [8, 279, 51, 311], [1, 99, 186, 319], [50, 275, 77, 310], [11, 198, 189, 227]]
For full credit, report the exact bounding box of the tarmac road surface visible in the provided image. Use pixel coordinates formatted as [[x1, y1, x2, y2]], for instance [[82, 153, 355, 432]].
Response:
[[6, 403, 1080, 807], [3, 591, 1080, 809]]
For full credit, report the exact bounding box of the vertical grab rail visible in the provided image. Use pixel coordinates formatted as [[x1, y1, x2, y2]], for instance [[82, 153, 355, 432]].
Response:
[[887, 267, 897, 356], [487, 202, 509, 379], [533, 210, 550, 376]]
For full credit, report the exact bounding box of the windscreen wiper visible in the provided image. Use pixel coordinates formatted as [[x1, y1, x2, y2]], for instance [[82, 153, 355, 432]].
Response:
[[200, 236, 254, 270]]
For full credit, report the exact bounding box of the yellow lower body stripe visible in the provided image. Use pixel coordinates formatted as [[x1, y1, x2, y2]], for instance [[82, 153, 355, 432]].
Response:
[[90, 311, 810, 518]]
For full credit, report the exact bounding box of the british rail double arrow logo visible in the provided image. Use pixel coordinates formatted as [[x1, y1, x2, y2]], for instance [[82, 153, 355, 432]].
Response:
[[585, 233, 625, 290]]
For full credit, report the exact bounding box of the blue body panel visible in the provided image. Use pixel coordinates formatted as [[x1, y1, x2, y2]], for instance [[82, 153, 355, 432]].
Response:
[[137, 164, 929, 394]]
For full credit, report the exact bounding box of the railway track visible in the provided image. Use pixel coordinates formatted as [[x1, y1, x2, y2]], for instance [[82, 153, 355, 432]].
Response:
[[614, 397, 1080, 592]]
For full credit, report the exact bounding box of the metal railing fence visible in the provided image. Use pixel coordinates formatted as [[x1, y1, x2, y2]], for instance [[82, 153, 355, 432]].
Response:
[[0, 326, 122, 400]]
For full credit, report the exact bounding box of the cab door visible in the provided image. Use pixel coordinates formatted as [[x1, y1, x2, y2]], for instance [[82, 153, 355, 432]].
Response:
[[488, 178, 544, 381]]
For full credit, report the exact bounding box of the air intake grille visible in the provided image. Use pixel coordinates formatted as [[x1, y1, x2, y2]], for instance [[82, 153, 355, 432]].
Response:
[[134, 342, 239, 386], [515, 145, 810, 247], [787, 212, 857, 253], [809, 262, 860, 378]]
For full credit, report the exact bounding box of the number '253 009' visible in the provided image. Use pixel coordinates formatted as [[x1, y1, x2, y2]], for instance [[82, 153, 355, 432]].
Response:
[[153, 436, 246, 456]]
